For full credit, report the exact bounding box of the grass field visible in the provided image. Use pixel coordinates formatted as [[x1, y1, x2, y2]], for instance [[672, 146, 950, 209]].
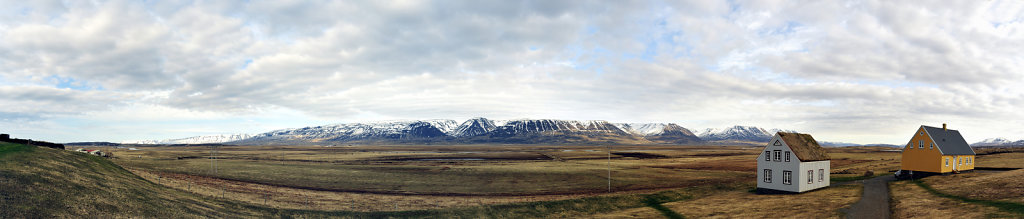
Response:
[[888, 148, 1024, 218], [889, 180, 1017, 218], [15, 141, 1023, 217], [5, 141, 791, 218], [73, 144, 905, 214]]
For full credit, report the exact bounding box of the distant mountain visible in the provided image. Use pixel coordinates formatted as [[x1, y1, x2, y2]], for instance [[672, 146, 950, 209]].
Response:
[[818, 141, 900, 148], [121, 134, 253, 144], [972, 138, 1024, 147], [463, 119, 651, 144], [221, 119, 705, 145], [698, 126, 770, 142], [615, 123, 702, 144], [450, 117, 501, 137], [121, 119, 848, 146], [233, 120, 459, 145]]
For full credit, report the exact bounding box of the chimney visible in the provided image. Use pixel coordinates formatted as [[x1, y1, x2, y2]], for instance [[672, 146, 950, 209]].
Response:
[[943, 123, 947, 131]]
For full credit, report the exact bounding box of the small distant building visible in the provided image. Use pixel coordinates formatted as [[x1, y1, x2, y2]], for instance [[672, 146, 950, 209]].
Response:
[[757, 132, 831, 193], [900, 124, 975, 174]]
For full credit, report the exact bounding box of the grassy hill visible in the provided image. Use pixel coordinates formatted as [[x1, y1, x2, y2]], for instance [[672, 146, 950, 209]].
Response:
[[0, 142, 284, 217]]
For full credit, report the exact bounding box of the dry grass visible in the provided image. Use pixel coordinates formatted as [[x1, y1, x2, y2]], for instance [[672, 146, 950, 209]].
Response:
[[595, 184, 862, 218], [108, 145, 758, 197], [128, 168, 681, 212], [81, 144, 907, 216], [890, 180, 1016, 218], [975, 151, 1024, 169], [666, 185, 861, 218], [922, 169, 1024, 204]]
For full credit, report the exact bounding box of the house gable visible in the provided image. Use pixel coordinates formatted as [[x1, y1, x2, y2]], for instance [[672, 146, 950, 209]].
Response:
[[921, 126, 976, 155], [758, 134, 797, 163]]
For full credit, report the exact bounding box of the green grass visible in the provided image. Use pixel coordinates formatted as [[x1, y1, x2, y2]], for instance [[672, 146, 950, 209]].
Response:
[[644, 195, 685, 219], [0, 142, 35, 157], [914, 180, 1024, 215]]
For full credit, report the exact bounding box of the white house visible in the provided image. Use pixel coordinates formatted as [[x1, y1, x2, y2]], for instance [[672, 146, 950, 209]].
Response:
[[756, 132, 831, 193]]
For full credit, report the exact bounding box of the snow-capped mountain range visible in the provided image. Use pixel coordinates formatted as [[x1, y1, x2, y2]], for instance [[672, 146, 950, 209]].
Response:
[[695, 126, 796, 142], [972, 137, 1024, 147], [122, 134, 253, 144], [122, 118, 798, 145]]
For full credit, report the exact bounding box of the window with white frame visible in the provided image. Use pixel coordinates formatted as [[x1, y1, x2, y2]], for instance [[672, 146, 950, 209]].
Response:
[[919, 140, 924, 149], [958, 157, 962, 165], [807, 170, 813, 184], [774, 150, 782, 162], [785, 151, 791, 162], [764, 151, 770, 161], [819, 169, 824, 182], [930, 142, 933, 149], [764, 169, 772, 183], [783, 171, 792, 185], [946, 158, 949, 166]]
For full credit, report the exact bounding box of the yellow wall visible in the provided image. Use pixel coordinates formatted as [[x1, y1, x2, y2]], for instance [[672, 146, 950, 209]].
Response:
[[940, 155, 975, 172], [901, 127, 975, 173]]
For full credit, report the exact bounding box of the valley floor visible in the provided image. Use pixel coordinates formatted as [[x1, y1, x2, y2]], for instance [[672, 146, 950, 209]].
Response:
[[6, 143, 1020, 218]]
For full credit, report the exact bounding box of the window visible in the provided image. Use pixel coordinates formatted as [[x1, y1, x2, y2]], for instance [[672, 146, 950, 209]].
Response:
[[783, 171, 792, 185], [958, 157, 962, 165], [808, 170, 813, 184], [774, 140, 782, 146], [764, 151, 770, 161], [919, 140, 924, 149], [920, 131, 924, 136], [785, 151, 791, 162], [930, 142, 934, 149], [819, 169, 824, 182], [968, 157, 972, 164], [774, 150, 782, 162], [764, 169, 772, 183], [945, 158, 949, 166]]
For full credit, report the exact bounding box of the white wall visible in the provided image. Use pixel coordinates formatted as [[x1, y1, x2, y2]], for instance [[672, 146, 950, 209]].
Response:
[[797, 160, 830, 192], [757, 134, 800, 192]]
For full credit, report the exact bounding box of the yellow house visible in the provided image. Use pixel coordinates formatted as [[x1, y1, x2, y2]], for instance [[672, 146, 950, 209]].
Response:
[[901, 124, 976, 173]]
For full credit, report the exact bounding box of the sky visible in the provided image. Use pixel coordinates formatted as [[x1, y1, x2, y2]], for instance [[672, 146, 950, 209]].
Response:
[[1, 0, 1023, 144]]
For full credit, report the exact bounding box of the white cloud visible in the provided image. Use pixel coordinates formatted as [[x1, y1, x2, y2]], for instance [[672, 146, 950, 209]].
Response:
[[0, 0, 1022, 144]]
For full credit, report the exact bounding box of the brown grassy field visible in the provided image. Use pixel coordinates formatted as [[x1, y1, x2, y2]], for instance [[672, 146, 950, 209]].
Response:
[[922, 169, 1024, 204], [72, 144, 906, 215], [975, 147, 1024, 169], [890, 180, 1017, 218], [888, 149, 1024, 219], [596, 184, 862, 218]]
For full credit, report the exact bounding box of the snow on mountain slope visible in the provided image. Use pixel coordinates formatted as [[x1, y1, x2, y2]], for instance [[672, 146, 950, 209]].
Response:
[[450, 117, 498, 137], [239, 119, 459, 143], [122, 134, 253, 144], [697, 126, 772, 141], [972, 138, 1024, 146], [614, 123, 669, 136], [488, 119, 625, 136]]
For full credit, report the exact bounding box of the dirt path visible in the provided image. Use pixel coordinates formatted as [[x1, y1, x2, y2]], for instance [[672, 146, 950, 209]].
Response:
[[840, 175, 895, 219]]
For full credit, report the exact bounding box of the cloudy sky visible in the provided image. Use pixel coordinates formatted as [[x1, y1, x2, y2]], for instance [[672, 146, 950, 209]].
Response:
[[1, 0, 1022, 144]]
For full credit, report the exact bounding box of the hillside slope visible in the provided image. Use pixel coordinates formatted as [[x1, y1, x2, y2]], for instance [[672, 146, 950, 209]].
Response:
[[0, 142, 282, 217]]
